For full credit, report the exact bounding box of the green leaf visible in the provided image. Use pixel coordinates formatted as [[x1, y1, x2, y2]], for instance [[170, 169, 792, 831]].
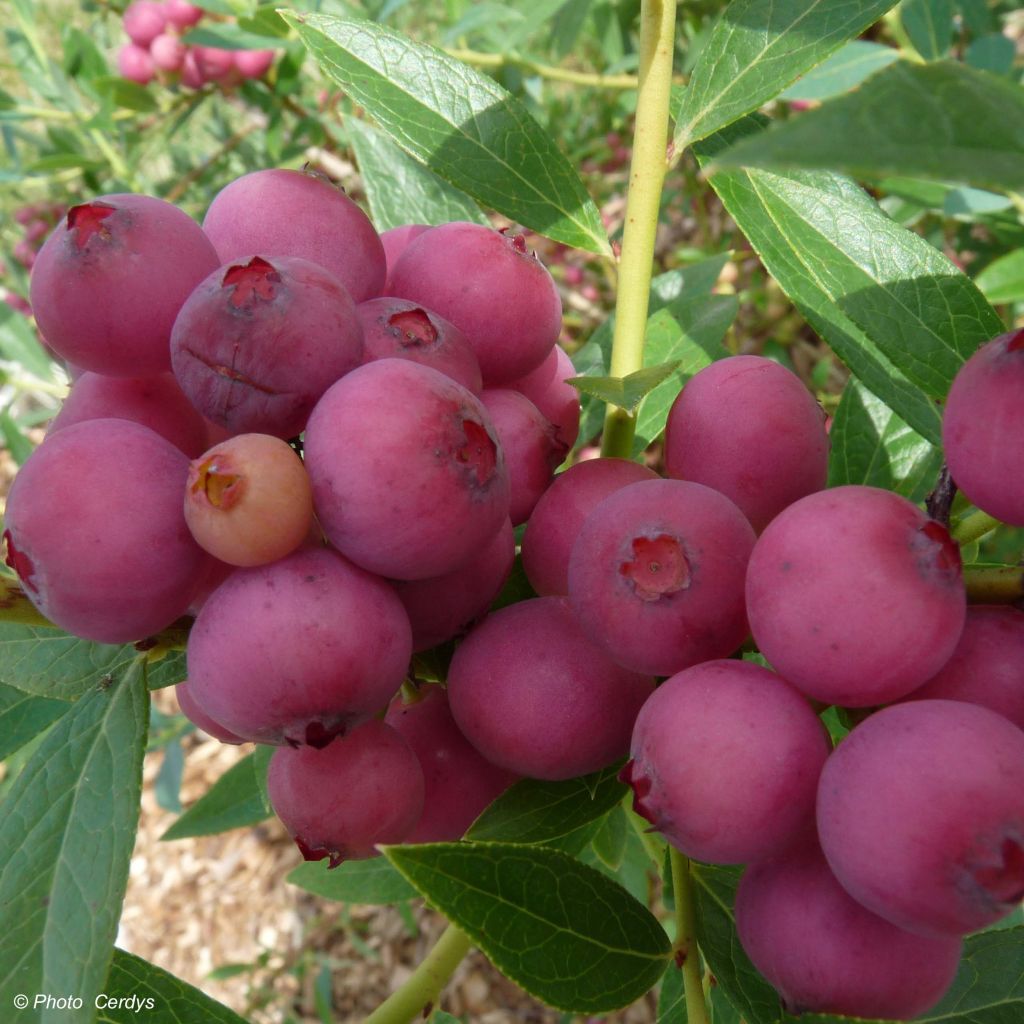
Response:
[[710, 61, 1024, 195], [569, 361, 682, 415], [901, 0, 954, 60], [975, 249, 1024, 304], [385, 841, 672, 1013], [657, 963, 685, 1022], [161, 746, 272, 841], [696, 117, 1001, 441], [97, 948, 248, 1023], [466, 763, 627, 845], [0, 681, 68, 761], [182, 24, 290, 50], [827, 379, 942, 502], [281, 12, 609, 254], [89, 76, 159, 113], [0, 302, 56, 381], [0, 411, 33, 467], [590, 803, 628, 871], [346, 117, 486, 230], [0, 664, 148, 1024], [966, 33, 1016, 76], [780, 40, 901, 102], [143, 649, 188, 692], [943, 186, 1012, 218], [632, 294, 737, 454], [691, 863, 783, 1024], [288, 855, 418, 904], [0, 624, 139, 701], [672, 0, 899, 147]]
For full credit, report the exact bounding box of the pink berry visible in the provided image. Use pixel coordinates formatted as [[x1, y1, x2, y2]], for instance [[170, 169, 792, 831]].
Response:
[[233, 49, 275, 79], [150, 32, 186, 72], [117, 44, 155, 85], [122, 1, 167, 47]]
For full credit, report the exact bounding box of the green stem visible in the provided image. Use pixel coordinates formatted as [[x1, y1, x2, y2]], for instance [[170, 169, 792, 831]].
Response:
[[364, 924, 473, 1024], [953, 509, 1002, 546], [600, 0, 677, 458], [964, 565, 1024, 604], [669, 849, 710, 1024]]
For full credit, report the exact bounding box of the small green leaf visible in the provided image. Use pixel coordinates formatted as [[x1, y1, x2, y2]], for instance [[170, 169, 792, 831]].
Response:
[[673, 0, 900, 147], [0, 301, 58, 380], [901, 0, 954, 60], [0, 681, 68, 761], [287, 856, 418, 904], [346, 117, 486, 230], [711, 61, 1024, 195], [943, 186, 1012, 218], [590, 803, 629, 871], [657, 962, 685, 1022], [780, 40, 901, 102], [0, 664, 149, 1024], [0, 624, 138, 700], [162, 746, 272, 840], [466, 763, 627, 845], [691, 862, 782, 1024], [385, 841, 672, 1013], [569, 362, 682, 415], [0, 410, 32, 466], [97, 948, 249, 1023], [89, 76, 159, 112], [182, 24, 290, 50], [966, 33, 1016, 76], [975, 250, 1024, 305], [281, 12, 609, 254], [828, 379, 942, 502], [632, 294, 737, 454]]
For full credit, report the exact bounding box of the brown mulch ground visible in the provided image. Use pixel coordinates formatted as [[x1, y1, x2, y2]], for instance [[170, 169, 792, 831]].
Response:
[[119, 695, 659, 1023]]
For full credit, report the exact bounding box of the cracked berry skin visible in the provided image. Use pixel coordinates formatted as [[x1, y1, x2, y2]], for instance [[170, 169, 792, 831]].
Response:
[[268, 720, 424, 865], [624, 660, 830, 864], [3, 418, 206, 643], [170, 255, 364, 439], [304, 359, 510, 580], [746, 485, 966, 707], [943, 329, 1024, 526], [737, 842, 962, 1019], [201, 168, 386, 304], [568, 479, 755, 676], [818, 700, 1024, 937], [447, 597, 654, 780], [29, 194, 219, 377], [186, 546, 412, 747], [388, 222, 562, 384], [356, 296, 482, 394]]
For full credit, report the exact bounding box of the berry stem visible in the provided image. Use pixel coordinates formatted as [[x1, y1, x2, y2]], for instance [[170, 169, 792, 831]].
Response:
[[364, 923, 473, 1024], [669, 848, 710, 1024], [952, 508, 1002, 547], [964, 565, 1024, 604], [600, 0, 678, 459]]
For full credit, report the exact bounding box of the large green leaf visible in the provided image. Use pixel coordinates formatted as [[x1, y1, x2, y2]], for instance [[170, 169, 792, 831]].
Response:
[[97, 949, 248, 1023], [691, 863, 782, 1024], [287, 856, 417, 905], [0, 664, 148, 1024], [780, 40, 901, 102], [281, 12, 609, 254], [0, 681, 68, 761], [696, 118, 1001, 443], [466, 764, 627, 845], [711, 61, 1024, 194], [161, 746, 272, 841], [346, 117, 486, 230], [827, 378, 942, 502], [0, 623, 137, 701], [672, 0, 899, 147], [385, 841, 671, 1013]]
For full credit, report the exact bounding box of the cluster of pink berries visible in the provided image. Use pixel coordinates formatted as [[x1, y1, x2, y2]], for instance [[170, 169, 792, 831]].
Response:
[[117, 0, 276, 88], [5, 164, 1023, 1021], [1, 202, 65, 317]]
